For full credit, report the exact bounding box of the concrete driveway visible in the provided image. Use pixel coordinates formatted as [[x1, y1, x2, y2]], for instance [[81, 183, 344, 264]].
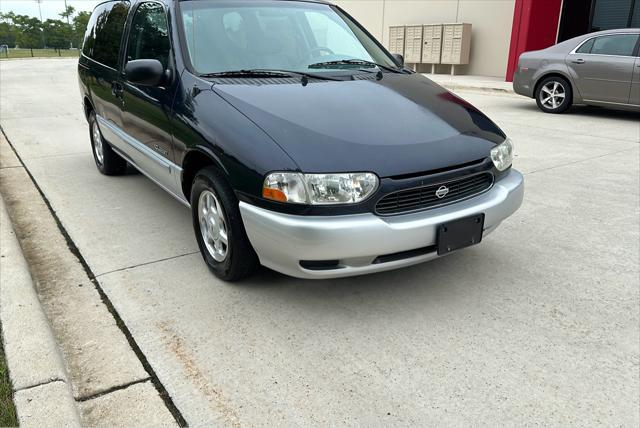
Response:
[[1, 59, 638, 426]]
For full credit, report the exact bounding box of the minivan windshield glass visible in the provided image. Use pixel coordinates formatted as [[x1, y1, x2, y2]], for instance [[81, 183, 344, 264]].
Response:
[[179, 0, 398, 75]]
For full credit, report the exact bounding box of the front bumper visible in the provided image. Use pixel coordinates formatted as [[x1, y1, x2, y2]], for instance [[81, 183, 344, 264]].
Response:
[[240, 169, 524, 279]]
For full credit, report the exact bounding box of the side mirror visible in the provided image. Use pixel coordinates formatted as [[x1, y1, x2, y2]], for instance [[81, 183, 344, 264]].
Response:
[[124, 59, 164, 86], [392, 54, 404, 67]]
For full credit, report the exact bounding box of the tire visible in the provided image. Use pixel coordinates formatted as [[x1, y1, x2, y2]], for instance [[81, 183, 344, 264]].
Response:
[[190, 166, 259, 281], [535, 76, 572, 114], [88, 111, 127, 175]]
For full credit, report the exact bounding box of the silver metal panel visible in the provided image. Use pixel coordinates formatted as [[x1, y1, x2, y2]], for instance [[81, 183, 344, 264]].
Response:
[[565, 53, 636, 104], [240, 169, 524, 279], [96, 115, 188, 205], [629, 57, 640, 105]]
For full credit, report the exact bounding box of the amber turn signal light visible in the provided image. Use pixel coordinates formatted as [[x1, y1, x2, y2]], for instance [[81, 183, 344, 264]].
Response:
[[262, 187, 288, 202]]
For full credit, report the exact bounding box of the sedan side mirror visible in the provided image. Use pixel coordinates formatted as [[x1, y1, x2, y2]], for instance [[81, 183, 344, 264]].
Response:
[[392, 54, 404, 67], [124, 59, 165, 86]]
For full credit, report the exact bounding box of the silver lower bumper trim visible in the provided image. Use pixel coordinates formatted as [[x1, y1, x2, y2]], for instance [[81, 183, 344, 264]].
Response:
[[240, 169, 524, 279]]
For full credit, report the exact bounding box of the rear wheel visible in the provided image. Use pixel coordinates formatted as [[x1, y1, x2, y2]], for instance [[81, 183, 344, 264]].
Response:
[[190, 167, 259, 281], [88, 112, 127, 175], [535, 76, 572, 114]]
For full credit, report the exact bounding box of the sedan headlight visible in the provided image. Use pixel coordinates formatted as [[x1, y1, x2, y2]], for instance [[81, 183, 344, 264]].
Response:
[[263, 172, 378, 205], [491, 138, 514, 171]]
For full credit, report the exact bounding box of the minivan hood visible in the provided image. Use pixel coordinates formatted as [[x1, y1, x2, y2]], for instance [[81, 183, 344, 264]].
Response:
[[212, 73, 505, 177]]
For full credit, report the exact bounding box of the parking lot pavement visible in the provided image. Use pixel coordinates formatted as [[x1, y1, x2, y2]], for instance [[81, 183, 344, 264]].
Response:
[[1, 58, 638, 426]]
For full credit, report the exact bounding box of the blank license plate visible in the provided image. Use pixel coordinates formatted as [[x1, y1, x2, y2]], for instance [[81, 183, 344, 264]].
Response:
[[437, 214, 485, 256]]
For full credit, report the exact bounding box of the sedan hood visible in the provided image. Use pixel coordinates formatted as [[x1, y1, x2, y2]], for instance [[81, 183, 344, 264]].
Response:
[[212, 73, 505, 177]]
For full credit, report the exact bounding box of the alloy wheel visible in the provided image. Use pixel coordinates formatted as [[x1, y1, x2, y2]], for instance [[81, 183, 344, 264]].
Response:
[[540, 81, 566, 110], [92, 121, 104, 165], [198, 190, 229, 262]]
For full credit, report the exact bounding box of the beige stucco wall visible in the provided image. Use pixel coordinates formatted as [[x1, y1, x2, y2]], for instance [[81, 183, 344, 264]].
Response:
[[333, 0, 516, 78]]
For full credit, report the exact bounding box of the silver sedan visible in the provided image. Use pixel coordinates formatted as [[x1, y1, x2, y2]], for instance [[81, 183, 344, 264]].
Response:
[[513, 29, 640, 113]]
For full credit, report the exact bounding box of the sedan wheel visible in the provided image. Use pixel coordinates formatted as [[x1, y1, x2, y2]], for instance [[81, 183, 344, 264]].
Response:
[[540, 82, 566, 110], [535, 76, 572, 114]]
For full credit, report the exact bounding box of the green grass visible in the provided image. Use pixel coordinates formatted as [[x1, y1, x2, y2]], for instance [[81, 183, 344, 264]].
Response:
[[0, 48, 80, 60], [0, 325, 18, 427]]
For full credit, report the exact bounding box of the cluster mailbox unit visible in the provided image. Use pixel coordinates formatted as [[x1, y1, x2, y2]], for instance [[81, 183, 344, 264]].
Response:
[[422, 24, 443, 73], [403, 25, 424, 64], [388, 26, 406, 61], [388, 23, 471, 75]]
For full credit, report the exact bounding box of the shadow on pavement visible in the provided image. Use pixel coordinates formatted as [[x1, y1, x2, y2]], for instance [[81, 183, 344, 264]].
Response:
[[514, 102, 640, 121]]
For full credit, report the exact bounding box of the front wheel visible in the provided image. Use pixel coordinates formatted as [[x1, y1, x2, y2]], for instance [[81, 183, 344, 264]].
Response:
[[535, 76, 572, 114], [191, 167, 259, 281]]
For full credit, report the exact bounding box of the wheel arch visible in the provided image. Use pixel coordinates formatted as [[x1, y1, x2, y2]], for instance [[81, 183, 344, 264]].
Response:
[[83, 96, 95, 122], [181, 148, 229, 201]]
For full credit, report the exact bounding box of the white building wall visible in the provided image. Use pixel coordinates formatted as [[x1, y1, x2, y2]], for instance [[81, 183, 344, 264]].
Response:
[[334, 0, 516, 78]]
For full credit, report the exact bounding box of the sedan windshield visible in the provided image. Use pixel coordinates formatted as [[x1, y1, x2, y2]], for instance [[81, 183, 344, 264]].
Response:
[[179, 0, 399, 75]]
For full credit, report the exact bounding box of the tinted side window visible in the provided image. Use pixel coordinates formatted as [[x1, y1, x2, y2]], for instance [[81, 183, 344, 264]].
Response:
[[590, 34, 639, 56], [90, 1, 130, 68], [126, 2, 171, 69], [82, 2, 111, 57], [576, 38, 595, 54]]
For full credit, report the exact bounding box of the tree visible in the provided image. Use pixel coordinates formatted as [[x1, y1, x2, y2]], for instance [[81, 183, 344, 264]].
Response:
[[73, 11, 91, 49], [0, 6, 91, 55], [43, 19, 72, 53], [60, 5, 75, 25], [0, 12, 18, 47], [13, 15, 43, 56]]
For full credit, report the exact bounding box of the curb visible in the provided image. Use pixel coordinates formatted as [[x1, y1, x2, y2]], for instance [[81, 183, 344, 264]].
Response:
[[421, 74, 516, 95], [439, 83, 515, 94], [0, 197, 82, 427], [0, 128, 182, 426]]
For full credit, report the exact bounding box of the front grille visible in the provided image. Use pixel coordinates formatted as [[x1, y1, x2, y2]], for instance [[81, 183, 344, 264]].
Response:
[[375, 173, 494, 215]]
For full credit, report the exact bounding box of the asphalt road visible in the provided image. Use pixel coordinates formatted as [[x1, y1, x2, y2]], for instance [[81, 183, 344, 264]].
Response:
[[1, 59, 639, 426]]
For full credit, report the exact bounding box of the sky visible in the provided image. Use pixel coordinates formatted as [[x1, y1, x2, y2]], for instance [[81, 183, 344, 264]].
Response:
[[0, 1, 101, 21]]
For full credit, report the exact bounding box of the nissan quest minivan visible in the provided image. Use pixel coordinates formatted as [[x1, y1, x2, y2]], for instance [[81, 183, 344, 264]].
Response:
[[78, 0, 524, 281]]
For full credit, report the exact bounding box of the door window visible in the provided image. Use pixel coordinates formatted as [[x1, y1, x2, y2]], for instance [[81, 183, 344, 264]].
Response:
[[588, 34, 639, 56], [83, 1, 130, 68], [126, 2, 171, 69]]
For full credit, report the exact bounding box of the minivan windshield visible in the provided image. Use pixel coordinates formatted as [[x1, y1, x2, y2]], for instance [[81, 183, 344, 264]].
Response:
[[179, 0, 399, 75]]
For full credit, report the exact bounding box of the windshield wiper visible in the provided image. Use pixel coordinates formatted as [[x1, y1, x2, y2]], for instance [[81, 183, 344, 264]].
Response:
[[308, 59, 404, 73], [200, 69, 342, 82], [200, 69, 294, 78]]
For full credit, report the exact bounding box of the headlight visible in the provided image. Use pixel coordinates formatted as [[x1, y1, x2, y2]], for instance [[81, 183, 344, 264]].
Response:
[[491, 138, 514, 171], [263, 172, 378, 205]]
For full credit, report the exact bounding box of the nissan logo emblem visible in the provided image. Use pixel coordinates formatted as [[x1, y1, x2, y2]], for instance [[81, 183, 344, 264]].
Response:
[[435, 185, 449, 199]]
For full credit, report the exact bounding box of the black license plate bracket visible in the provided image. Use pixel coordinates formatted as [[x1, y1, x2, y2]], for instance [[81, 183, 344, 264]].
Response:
[[437, 214, 485, 256]]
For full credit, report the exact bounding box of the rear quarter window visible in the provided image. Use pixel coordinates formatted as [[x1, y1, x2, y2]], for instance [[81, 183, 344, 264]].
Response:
[[576, 38, 594, 54], [82, 1, 131, 68]]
